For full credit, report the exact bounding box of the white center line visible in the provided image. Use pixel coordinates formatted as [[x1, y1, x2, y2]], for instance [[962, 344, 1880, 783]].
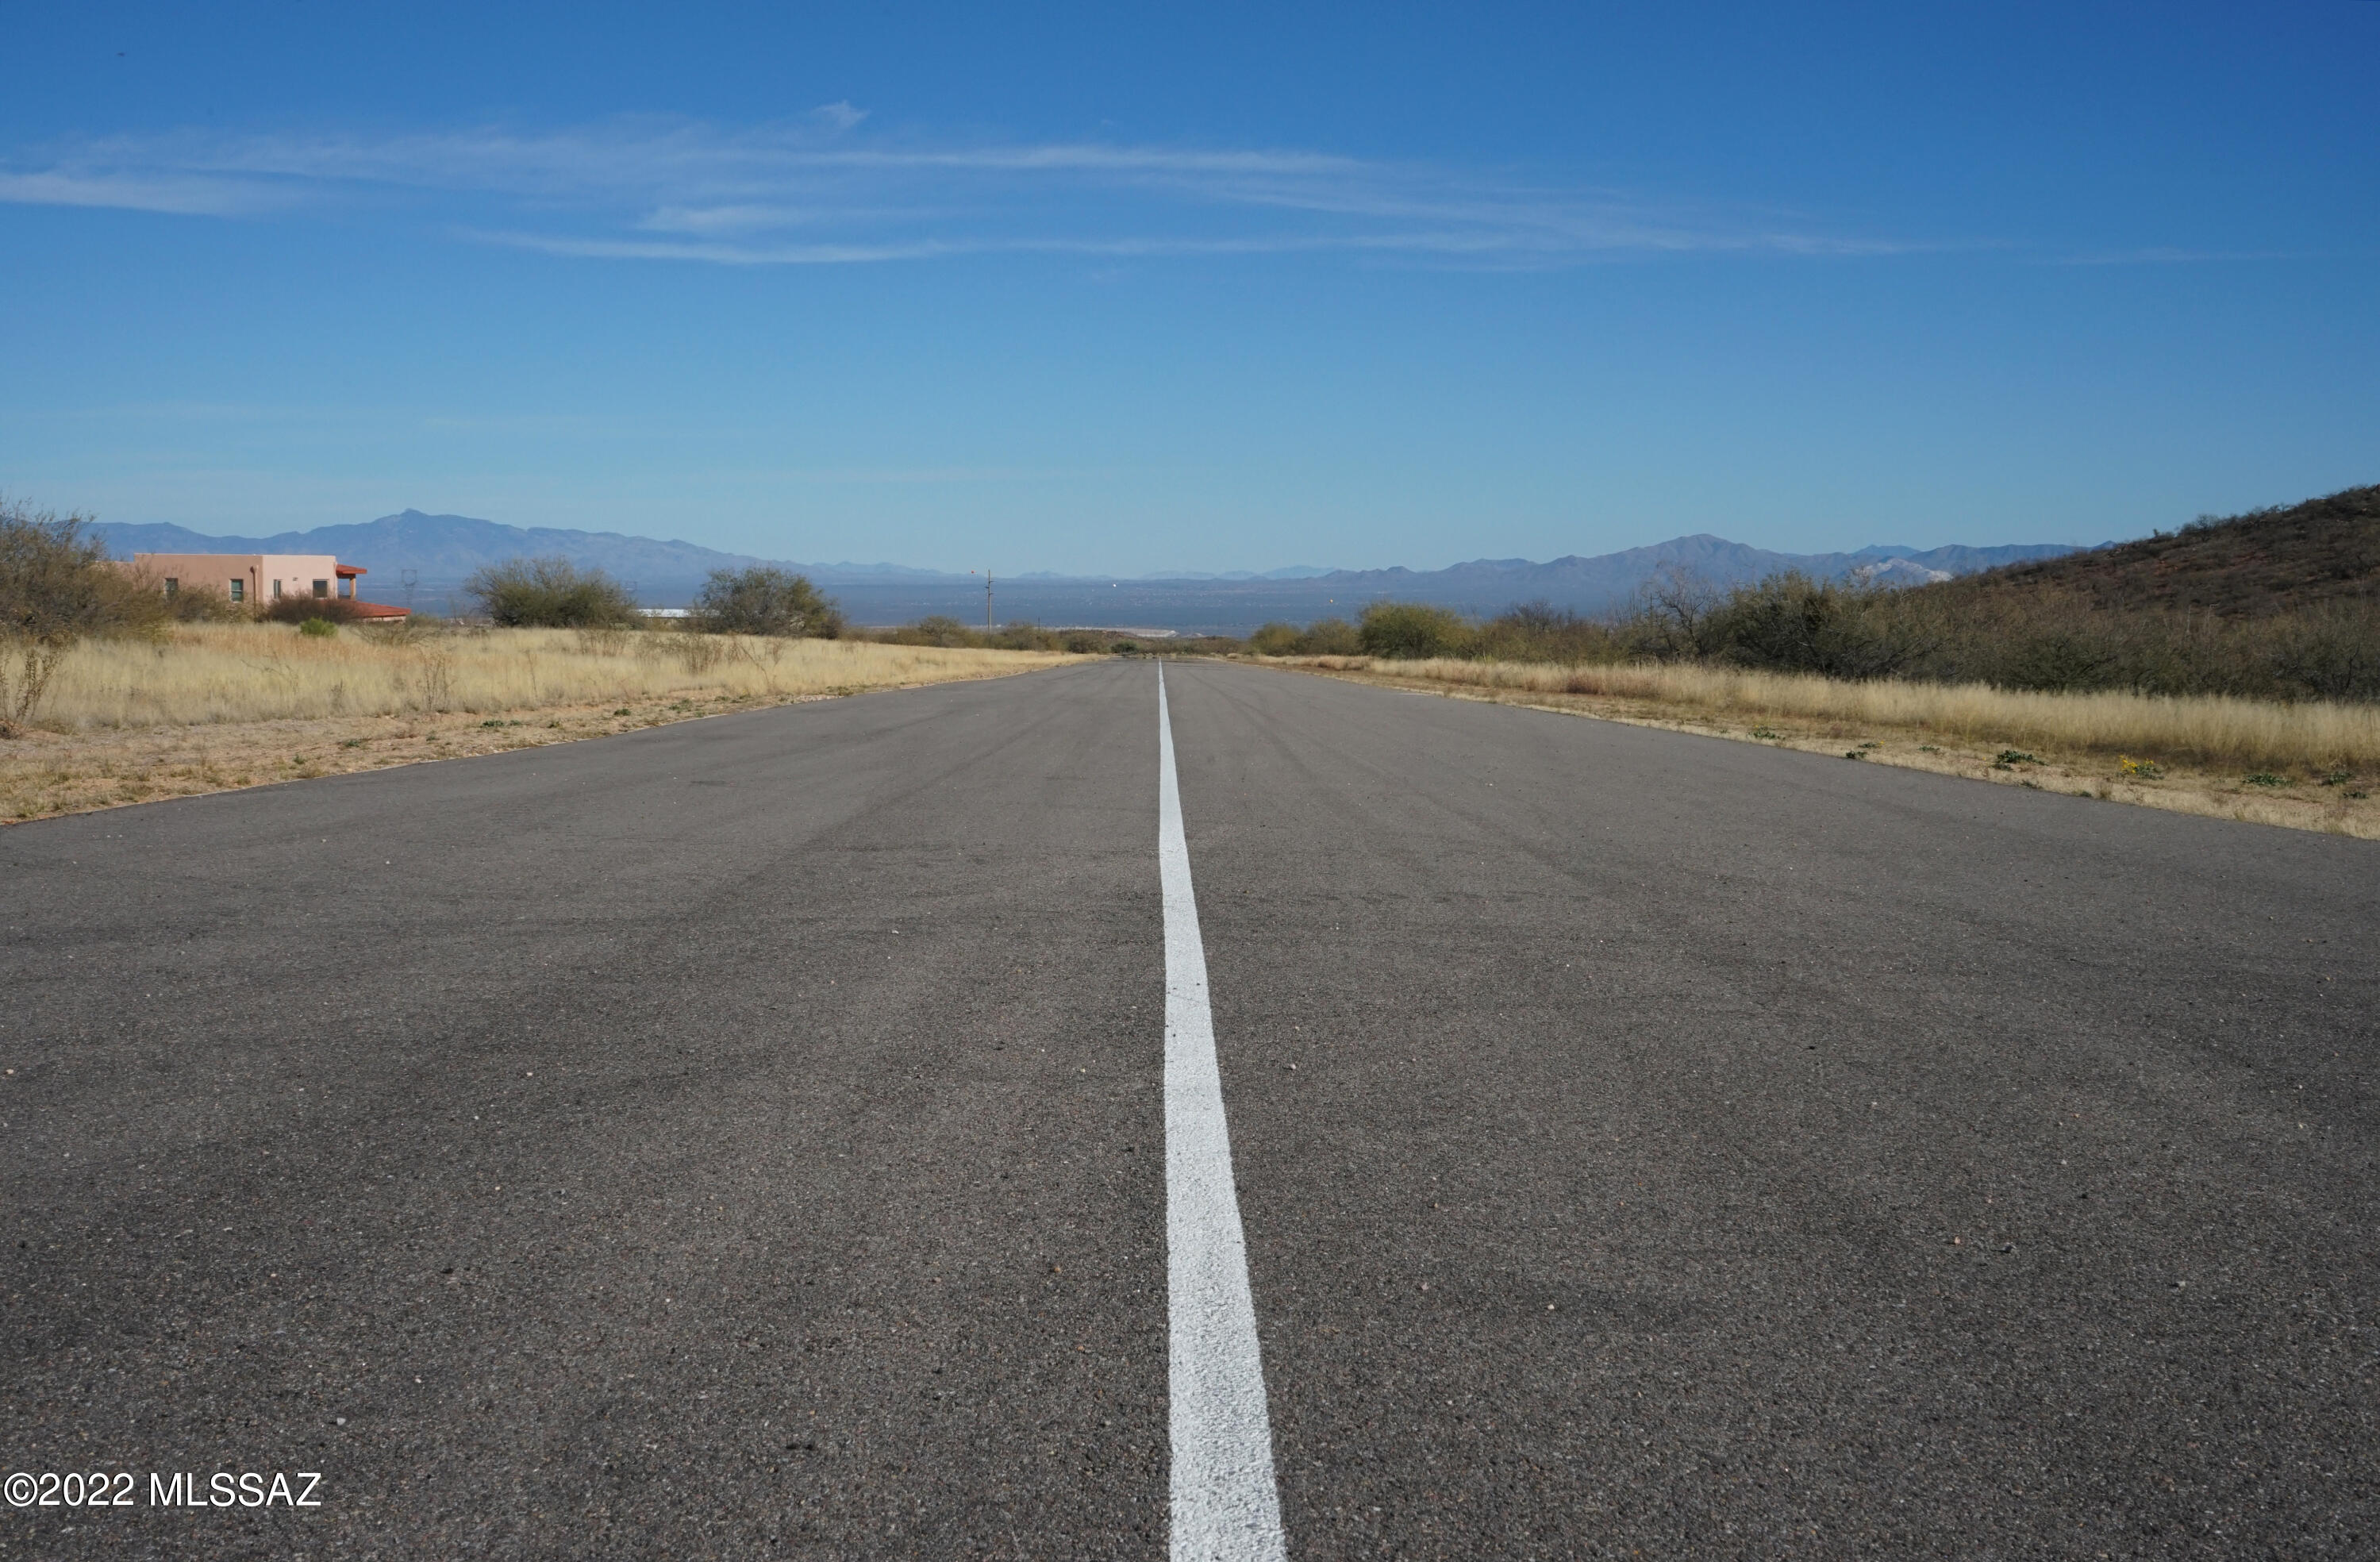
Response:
[[1158, 662, 1289, 1562]]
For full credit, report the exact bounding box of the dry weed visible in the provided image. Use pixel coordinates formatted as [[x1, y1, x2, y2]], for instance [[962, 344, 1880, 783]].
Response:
[[1271, 655, 2380, 840], [29, 623, 1067, 731], [2, 627, 1084, 824]]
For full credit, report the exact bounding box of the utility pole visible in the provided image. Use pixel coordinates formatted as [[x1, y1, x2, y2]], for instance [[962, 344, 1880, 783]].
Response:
[[986, 571, 994, 633]]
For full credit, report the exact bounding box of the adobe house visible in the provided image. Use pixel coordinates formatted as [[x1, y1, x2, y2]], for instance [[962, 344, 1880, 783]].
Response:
[[131, 554, 410, 620]]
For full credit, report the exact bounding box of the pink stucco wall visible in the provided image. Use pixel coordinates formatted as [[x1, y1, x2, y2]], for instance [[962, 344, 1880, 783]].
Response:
[[132, 554, 352, 604]]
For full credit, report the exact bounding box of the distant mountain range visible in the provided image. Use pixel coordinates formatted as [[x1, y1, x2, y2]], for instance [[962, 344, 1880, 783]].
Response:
[[1290, 535, 2084, 606], [93, 510, 952, 593], [96, 510, 2095, 633]]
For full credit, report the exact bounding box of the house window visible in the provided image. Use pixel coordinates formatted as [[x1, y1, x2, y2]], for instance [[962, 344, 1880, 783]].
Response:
[[164, 579, 179, 595], [312, 579, 329, 598], [229, 579, 244, 602], [272, 580, 283, 599]]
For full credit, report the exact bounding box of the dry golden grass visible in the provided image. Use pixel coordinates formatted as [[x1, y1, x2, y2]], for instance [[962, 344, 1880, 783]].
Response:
[[1270, 654, 2380, 839], [33, 621, 1063, 729], [2, 623, 1082, 825]]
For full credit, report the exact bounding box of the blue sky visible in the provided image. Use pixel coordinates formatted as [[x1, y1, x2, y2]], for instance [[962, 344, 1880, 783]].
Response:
[[4, 2, 2375, 573]]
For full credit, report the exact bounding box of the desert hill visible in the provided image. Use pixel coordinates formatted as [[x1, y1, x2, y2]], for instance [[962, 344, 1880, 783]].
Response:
[[1929, 484, 2379, 617]]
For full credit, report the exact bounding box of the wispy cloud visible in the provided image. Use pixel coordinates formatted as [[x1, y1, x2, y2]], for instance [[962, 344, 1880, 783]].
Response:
[[0, 169, 290, 216], [0, 109, 1909, 267]]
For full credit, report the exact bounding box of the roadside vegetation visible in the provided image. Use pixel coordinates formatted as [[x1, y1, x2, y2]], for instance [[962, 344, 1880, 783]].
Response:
[[0, 504, 1094, 823], [33, 621, 1067, 730], [690, 565, 846, 637], [1292, 653, 2378, 837], [1318, 656, 2380, 775], [1, 498, 179, 735], [1256, 485, 2380, 703], [467, 556, 644, 628], [1, 625, 1081, 824], [17, 479, 2372, 834], [1248, 486, 2380, 836]]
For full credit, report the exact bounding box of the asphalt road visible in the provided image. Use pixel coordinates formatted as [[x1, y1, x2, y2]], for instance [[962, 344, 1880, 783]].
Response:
[[6, 658, 2377, 1558]]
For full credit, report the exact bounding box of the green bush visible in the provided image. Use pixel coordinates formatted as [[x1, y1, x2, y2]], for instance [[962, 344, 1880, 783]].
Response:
[[466, 556, 640, 629], [690, 566, 844, 637], [1235, 565, 2378, 703], [1359, 601, 1474, 660], [1300, 617, 1363, 655], [1244, 616, 1372, 656], [1590, 564, 2380, 702], [298, 617, 338, 638], [1248, 621, 1305, 656]]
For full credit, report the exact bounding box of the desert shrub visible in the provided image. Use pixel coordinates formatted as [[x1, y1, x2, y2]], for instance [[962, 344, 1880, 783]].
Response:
[[0, 498, 133, 734], [1614, 571, 2380, 702], [467, 556, 640, 629], [1300, 617, 1363, 656], [1359, 601, 1475, 660], [690, 566, 844, 637], [1246, 617, 1363, 656], [2262, 602, 2380, 702], [260, 593, 361, 625], [1474, 601, 1624, 665], [1062, 631, 1105, 653], [298, 617, 338, 638], [1613, 569, 1726, 663], [1693, 572, 1931, 680], [989, 622, 1059, 651], [1885, 590, 2380, 702], [1973, 623, 2126, 693], [887, 615, 986, 648], [160, 581, 250, 621]]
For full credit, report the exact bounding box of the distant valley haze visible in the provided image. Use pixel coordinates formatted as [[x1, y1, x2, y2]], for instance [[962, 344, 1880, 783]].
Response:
[[96, 510, 2091, 634]]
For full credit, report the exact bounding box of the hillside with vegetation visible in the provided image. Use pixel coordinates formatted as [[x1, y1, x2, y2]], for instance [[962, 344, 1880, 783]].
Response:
[[1874, 483, 2380, 699], [1254, 485, 2379, 705], [1239, 487, 2380, 833], [1928, 484, 2378, 617]]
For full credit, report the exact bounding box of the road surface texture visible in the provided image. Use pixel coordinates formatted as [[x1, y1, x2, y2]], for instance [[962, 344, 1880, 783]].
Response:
[[5, 658, 2376, 1558]]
